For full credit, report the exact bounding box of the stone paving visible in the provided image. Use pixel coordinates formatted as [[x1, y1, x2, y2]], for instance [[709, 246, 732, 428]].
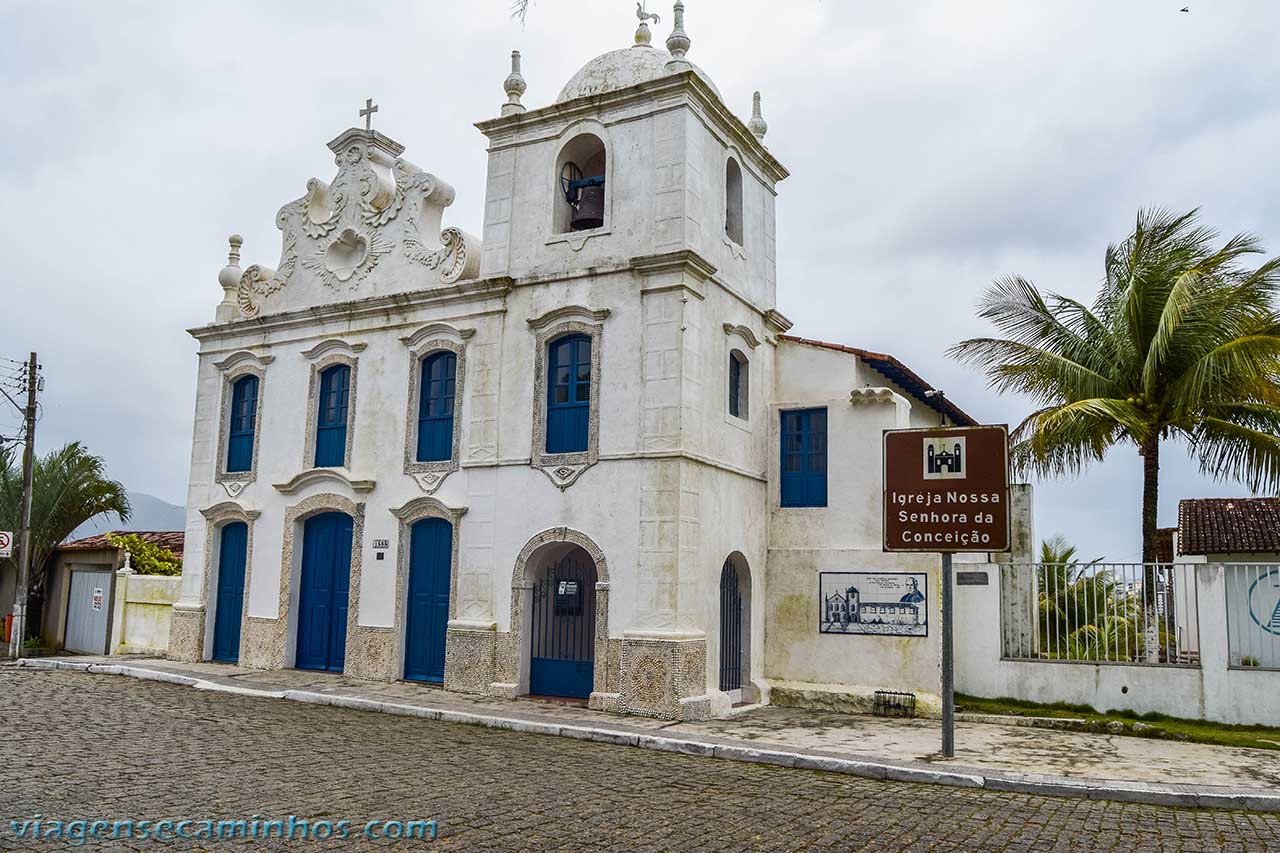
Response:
[[3, 667, 1280, 851], [39, 655, 1280, 792]]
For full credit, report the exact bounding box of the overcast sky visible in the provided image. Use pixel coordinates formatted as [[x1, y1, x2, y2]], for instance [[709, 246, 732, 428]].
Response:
[[2, 0, 1278, 560]]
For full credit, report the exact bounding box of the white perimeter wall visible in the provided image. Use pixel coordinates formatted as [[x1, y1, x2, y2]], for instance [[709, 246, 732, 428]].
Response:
[[956, 561, 1280, 726]]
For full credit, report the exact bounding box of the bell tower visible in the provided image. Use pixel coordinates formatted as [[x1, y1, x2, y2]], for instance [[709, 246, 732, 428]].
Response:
[[474, 2, 788, 312]]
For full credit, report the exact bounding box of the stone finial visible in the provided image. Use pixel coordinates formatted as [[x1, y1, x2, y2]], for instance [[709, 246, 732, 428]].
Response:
[[120, 552, 134, 575], [216, 234, 243, 322], [748, 91, 768, 141], [502, 50, 527, 117], [666, 1, 691, 67], [635, 2, 660, 46]]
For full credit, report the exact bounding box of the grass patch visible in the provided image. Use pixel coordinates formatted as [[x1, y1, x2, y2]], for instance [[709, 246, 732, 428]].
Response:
[[955, 693, 1280, 752]]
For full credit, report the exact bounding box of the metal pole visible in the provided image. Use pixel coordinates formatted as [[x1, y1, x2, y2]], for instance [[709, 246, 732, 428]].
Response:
[[9, 352, 37, 659], [941, 550, 955, 758]]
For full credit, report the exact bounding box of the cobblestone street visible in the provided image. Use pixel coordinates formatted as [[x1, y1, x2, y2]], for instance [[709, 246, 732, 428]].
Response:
[[2, 669, 1278, 852]]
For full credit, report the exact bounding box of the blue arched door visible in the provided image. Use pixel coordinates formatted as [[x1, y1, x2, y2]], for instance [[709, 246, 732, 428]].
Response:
[[296, 512, 353, 672], [211, 522, 248, 663], [404, 518, 453, 683]]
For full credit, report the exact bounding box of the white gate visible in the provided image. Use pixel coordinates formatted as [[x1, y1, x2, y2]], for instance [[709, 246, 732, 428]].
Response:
[[64, 569, 111, 654]]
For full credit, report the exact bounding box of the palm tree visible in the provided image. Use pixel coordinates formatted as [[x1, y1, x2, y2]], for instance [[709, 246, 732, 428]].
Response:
[[951, 208, 1280, 567], [0, 442, 131, 638]]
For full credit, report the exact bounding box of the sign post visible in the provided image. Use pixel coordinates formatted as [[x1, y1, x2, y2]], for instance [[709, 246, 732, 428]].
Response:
[[883, 425, 1010, 758]]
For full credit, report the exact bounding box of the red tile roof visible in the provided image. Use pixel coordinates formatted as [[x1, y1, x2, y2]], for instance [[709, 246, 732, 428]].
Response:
[[777, 335, 979, 426], [1177, 498, 1280, 556], [1155, 527, 1177, 563], [59, 531, 185, 558]]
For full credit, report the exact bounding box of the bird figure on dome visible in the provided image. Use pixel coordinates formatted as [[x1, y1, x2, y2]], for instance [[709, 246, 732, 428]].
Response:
[[637, 2, 660, 25]]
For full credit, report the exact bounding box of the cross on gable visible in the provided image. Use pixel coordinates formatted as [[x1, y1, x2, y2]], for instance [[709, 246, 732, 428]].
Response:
[[360, 98, 379, 131]]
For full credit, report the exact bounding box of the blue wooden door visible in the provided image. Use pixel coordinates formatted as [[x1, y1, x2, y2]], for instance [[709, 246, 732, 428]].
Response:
[[529, 555, 596, 699], [212, 522, 248, 663], [296, 512, 353, 672], [404, 518, 452, 683]]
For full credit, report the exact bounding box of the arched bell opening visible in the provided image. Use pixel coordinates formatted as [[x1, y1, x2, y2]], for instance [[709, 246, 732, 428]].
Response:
[[556, 133, 607, 233]]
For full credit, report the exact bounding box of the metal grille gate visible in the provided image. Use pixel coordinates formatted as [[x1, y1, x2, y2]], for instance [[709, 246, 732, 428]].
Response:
[[719, 557, 743, 692], [530, 556, 597, 699]]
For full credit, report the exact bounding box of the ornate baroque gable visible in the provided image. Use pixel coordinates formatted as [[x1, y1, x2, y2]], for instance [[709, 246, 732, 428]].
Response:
[[235, 128, 481, 319]]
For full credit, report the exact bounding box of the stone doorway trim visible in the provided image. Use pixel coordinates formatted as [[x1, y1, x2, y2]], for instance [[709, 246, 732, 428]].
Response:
[[492, 526, 618, 710], [390, 496, 468, 683], [198, 501, 262, 664], [242, 492, 366, 673]]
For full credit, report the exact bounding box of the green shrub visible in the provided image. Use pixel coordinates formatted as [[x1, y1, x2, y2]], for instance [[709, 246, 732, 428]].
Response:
[[107, 533, 182, 576]]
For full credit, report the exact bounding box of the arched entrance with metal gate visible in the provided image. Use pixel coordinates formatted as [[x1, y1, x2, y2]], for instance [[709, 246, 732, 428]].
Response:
[[528, 548, 598, 699], [719, 553, 752, 703]]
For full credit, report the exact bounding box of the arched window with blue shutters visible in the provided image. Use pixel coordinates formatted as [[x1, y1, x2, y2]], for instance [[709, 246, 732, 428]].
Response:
[[417, 351, 457, 462], [780, 407, 827, 507], [314, 364, 351, 468], [546, 334, 591, 454], [226, 375, 258, 473]]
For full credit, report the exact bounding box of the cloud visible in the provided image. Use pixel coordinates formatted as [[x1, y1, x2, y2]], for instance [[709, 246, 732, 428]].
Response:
[[1, 0, 1277, 559]]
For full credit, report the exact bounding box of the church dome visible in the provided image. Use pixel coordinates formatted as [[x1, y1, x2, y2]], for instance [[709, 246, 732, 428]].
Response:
[[556, 45, 721, 103]]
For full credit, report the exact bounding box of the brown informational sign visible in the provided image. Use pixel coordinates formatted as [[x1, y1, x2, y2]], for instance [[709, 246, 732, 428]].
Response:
[[883, 425, 1010, 553]]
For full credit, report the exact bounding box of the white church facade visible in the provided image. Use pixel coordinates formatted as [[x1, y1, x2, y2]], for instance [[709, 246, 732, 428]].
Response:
[[169, 4, 1031, 720]]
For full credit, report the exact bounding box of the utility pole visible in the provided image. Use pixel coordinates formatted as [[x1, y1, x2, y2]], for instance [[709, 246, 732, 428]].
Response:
[[921, 387, 955, 757], [9, 352, 38, 659]]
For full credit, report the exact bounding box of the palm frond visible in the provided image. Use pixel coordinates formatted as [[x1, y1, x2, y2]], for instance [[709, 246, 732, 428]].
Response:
[[510, 0, 534, 22], [1165, 329, 1280, 414], [948, 338, 1117, 402], [1188, 417, 1280, 493], [0, 442, 131, 593]]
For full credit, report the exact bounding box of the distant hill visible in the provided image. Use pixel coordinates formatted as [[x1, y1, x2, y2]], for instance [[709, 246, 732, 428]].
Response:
[[70, 491, 185, 541]]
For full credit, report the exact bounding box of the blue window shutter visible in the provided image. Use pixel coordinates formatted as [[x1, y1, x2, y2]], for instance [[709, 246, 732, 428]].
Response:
[[226, 375, 258, 473], [315, 364, 350, 468], [546, 334, 591, 454], [417, 351, 457, 462], [780, 408, 827, 507], [807, 408, 828, 506]]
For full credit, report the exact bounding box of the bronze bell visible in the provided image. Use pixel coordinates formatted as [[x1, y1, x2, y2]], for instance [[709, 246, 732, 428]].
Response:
[[571, 185, 605, 231]]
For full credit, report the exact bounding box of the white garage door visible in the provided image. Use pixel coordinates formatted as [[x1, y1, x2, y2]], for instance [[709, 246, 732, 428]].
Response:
[[64, 569, 111, 654]]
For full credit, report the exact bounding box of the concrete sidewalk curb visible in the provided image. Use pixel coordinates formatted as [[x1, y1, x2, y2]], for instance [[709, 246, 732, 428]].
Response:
[[17, 658, 1280, 813]]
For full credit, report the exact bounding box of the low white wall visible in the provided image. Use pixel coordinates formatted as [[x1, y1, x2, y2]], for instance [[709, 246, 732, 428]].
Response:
[[110, 572, 182, 655], [957, 562, 1280, 726]]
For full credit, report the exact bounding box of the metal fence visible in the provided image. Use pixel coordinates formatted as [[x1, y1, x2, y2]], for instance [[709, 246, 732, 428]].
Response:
[[1000, 563, 1200, 666], [1224, 564, 1280, 670]]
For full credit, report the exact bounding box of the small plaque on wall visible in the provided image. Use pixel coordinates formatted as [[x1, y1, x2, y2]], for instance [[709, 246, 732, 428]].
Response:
[[956, 571, 990, 586], [372, 539, 390, 550]]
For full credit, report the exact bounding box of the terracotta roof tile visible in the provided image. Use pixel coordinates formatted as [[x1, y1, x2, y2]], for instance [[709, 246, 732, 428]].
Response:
[[1177, 498, 1280, 556], [59, 531, 185, 558], [1155, 527, 1176, 563], [777, 335, 979, 426]]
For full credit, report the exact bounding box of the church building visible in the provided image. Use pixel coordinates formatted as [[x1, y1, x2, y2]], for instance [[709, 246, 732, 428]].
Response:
[[170, 3, 1028, 720]]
